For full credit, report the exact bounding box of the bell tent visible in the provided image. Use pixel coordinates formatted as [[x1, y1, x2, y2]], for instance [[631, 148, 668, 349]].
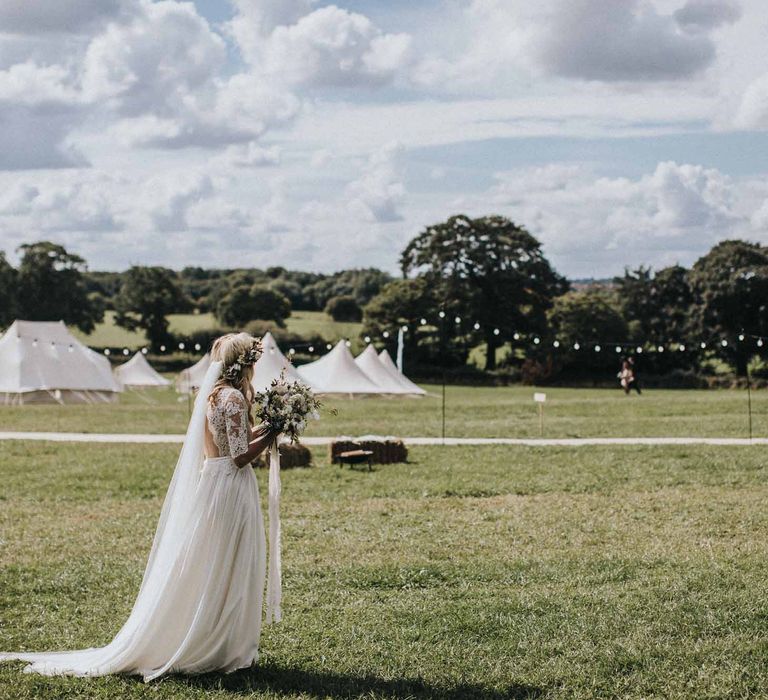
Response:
[[251, 332, 308, 392], [0, 320, 122, 404], [297, 340, 384, 395], [378, 349, 426, 395], [354, 345, 413, 394], [114, 352, 171, 388], [175, 353, 212, 394]]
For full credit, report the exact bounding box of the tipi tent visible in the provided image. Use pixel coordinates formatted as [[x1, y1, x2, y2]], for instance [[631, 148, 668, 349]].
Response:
[[251, 332, 310, 392], [114, 352, 171, 388], [378, 349, 426, 395], [175, 353, 212, 394], [297, 340, 384, 394], [355, 345, 413, 394], [0, 320, 122, 404]]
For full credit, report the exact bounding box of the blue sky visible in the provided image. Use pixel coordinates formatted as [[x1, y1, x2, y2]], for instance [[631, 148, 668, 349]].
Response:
[[0, 0, 767, 278]]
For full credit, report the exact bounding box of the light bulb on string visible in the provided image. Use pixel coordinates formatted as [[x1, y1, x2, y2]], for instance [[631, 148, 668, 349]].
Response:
[[594, 345, 602, 352], [194, 343, 201, 351], [700, 342, 706, 349], [269, 347, 275, 355], [160, 345, 166, 352], [326, 343, 332, 350], [104, 349, 110, 356], [473, 322, 480, 331], [308, 346, 314, 353], [513, 332, 520, 340], [68, 344, 74, 353], [420, 318, 427, 325], [657, 345, 664, 353], [32, 339, 38, 348], [533, 337, 540, 345], [178, 342, 185, 350], [615, 346, 621, 353], [401, 325, 408, 332], [141, 347, 148, 355], [758, 339, 764, 348], [123, 348, 129, 356], [289, 348, 295, 355], [573, 342, 580, 350], [454, 316, 461, 324], [493, 328, 500, 336], [345, 340, 351, 348], [721, 339, 728, 347], [553, 340, 560, 348], [383, 331, 390, 339], [739, 333, 745, 341], [438, 311, 446, 319], [364, 336, 371, 343], [636, 347, 643, 354], [678, 344, 686, 352]]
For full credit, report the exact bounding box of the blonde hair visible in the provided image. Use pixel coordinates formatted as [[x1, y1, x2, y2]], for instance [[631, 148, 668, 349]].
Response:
[[208, 332, 258, 418]]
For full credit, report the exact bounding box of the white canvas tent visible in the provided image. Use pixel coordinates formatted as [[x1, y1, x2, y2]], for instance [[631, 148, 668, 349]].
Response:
[[355, 345, 413, 394], [251, 332, 310, 392], [175, 353, 212, 394], [378, 349, 426, 395], [0, 320, 122, 405], [297, 340, 384, 395], [114, 352, 171, 388]]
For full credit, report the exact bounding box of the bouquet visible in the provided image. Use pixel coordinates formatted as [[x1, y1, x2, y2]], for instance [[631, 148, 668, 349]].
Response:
[[253, 373, 322, 443]]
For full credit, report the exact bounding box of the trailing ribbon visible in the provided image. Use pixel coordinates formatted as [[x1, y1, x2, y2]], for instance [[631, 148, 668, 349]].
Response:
[[266, 440, 282, 623]]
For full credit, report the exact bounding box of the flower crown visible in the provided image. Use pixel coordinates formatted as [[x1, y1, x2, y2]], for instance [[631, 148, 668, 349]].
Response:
[[222, 339, 263, 382]]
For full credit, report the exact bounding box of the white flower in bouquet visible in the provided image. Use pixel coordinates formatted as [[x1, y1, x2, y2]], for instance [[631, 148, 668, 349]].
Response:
[[253, 372, 324, 443]]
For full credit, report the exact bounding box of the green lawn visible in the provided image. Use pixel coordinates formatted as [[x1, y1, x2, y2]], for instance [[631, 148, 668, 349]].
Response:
[[1, 441, 767, 699], [70, 311, 363, 349], [1, 385, 766, 439]]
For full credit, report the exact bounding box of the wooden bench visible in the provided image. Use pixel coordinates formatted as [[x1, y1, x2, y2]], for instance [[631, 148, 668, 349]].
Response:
[[337, 449, 374, 471]]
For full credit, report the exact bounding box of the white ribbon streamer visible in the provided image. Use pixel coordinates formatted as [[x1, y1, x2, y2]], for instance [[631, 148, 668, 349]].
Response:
[[266, 440, 282, 623]]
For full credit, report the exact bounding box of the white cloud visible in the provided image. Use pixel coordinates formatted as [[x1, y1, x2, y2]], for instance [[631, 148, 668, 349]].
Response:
[[253, 5, 412, 88], [0, 0, 133, 35], [674, 0, 742, 32], [475, 161, 755, 275], [345, 142, 406, 222], [415, 0, 739, 89]]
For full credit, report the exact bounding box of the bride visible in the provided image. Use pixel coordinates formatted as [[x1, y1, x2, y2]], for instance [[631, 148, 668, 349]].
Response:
[[0, 332, 282, 681]]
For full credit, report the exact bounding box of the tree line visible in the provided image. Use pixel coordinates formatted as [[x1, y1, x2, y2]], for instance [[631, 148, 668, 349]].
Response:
[[1, 218, 767, 381]]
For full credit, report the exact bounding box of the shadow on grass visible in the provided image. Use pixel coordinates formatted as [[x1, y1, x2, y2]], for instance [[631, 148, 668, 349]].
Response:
[[175, 661, 543, 699]]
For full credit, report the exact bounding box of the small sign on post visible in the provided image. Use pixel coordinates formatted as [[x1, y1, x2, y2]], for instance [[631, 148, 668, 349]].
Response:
[[533, 392, 547, 437]]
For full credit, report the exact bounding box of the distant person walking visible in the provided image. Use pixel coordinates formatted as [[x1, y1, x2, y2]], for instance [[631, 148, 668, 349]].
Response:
[[618, 358, 642, 395]]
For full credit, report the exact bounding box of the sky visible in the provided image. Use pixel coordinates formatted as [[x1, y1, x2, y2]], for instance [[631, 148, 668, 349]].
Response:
[[0, 0, 767, 278]]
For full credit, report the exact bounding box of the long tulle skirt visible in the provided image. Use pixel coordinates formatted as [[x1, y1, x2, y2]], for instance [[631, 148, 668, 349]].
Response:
[[0, 456, 267, 681]]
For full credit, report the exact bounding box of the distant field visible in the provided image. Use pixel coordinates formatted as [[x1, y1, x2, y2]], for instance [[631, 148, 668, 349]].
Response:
[[70, 311, 364, 349], [1, 384, 765, 439]]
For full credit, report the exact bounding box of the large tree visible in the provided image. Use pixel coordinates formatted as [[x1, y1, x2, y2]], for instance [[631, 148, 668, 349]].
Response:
[[688, 239, 768, 375], [615, 265, 695, 344], [547, 290, 628, 374], [114, 266, 190, 350], [0, 251, 18, 327], [16, 241, 103, 333], [401, 214, 567, 369], [362, 277, 448, 363], [216, 285, 291, 328]]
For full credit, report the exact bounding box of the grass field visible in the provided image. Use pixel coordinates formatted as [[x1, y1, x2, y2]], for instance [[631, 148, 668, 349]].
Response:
[[1, 385, 766, 440], [1, 440, 767, 699], [70, 311, 363, 349]]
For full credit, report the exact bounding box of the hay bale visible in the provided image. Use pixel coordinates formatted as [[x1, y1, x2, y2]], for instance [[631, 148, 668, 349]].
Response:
[[254, 441, 312, 469], [330, 436, 407, 464]]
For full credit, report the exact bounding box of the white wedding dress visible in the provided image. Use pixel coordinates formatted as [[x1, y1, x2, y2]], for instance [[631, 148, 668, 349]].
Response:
[[0, 361, 282, 681]]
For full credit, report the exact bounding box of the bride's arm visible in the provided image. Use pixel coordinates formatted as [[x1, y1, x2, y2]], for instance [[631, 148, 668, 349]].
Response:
[[223, 394, 277, 468], [233, 429, 276, 468]]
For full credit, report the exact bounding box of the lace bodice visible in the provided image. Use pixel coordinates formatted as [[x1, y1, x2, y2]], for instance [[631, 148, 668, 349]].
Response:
[[206, 386, 250, 459]]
